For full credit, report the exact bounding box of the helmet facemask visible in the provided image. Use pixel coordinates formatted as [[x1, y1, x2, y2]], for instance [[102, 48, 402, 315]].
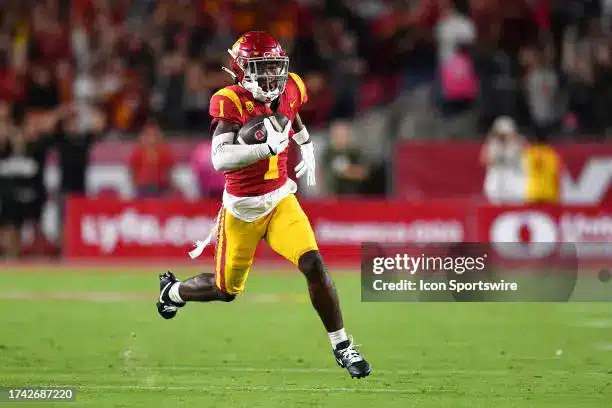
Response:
[[236, 55, 289, 103]]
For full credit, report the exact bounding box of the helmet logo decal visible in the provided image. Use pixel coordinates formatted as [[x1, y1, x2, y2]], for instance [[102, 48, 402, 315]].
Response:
[[255, 129, 265, 141], [232, 36, 246, 54]]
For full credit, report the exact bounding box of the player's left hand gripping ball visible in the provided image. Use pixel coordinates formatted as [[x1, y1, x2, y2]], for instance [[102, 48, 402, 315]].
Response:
[[264, 117, 291, 155], [295, 141, 316, 186]]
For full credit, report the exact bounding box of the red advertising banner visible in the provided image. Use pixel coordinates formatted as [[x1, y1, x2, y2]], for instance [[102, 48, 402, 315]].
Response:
[[474, 204, 612, 265], [64, 196, 612, 267], [301, 200, 469, 262], [64, 197, 221, 259], [395, 141, 612, 205], [64, 197, 470, 263]]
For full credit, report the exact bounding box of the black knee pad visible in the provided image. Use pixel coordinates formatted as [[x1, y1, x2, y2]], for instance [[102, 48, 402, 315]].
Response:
[[298, 250, 326, 280]]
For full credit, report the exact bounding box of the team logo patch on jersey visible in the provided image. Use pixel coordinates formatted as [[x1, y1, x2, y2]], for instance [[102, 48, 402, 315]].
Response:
[[255, 129, 265, 141], [245, 101, 255, 113]]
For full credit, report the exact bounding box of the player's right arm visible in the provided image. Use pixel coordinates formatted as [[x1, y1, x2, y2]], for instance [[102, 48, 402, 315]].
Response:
[[209, 88, 291, 171], [211, 119, 291, 171], [209, 89, 272, 171], [211, 120, 274, 171]]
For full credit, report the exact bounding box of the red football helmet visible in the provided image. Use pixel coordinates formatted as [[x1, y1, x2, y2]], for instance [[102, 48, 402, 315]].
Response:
[[227, 31, 289, 103]]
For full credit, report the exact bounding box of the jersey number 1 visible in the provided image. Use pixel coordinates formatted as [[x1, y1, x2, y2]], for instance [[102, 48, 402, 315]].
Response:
[[264, 156, 279, 180]]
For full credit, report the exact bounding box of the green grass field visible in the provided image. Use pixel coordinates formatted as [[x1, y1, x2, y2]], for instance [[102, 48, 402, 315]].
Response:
[[1, 266, 611, 407]]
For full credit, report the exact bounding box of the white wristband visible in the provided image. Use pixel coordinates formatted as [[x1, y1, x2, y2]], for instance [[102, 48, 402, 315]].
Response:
[[292, 127, 310, 145]]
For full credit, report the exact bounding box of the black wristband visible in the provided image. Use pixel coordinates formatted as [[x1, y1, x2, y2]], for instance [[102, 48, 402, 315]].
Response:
[[268, 144, 275, 155], [300, 140, 312, 146]]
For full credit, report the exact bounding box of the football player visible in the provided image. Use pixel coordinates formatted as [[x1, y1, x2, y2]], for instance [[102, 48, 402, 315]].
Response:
[[156, 31, 370, 379]]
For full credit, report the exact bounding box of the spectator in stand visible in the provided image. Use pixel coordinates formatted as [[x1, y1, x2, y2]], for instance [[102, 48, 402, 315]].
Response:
[[0, 100, 16, 142], [48, 103, 106, 246], [323, 120, 369, 196], [591, 41, 612, 136], [25, 64, 60, 110], [155, 40, 187, 129], [470, 0, 539, 58], [435, 0, 476, 64], [0, 122, 11, 258], [521, 44, 565, 139], [183, 60, 211, 131], [109, 72, 148, 134], [439, 42, 479, 118], [28, 1, 71, 67], [20, 110, 56, 256], [480, 116, 527, 204], [299, 72, 333, 128], [315, 17, 365, 119], [0, 101, 16, 257], [0, 34, 23, 103], [435, 1, 478, 127], [474, 39, 524, 132], [563, 26, 597, 134], [129, 119, 175, 197]]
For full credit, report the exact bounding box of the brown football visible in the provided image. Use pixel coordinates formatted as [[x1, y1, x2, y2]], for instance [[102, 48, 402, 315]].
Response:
[[236, 114, 290, 145]]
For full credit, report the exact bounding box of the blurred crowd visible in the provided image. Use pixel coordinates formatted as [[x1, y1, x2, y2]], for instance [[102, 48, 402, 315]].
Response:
[[2, 0, 612, 137], [0, 0, 604, 135], [423, 0, 612, 140], [1, 0, 612, 257]]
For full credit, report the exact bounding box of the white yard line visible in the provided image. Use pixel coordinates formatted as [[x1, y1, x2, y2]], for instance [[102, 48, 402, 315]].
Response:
[[569, 320, 612, 352], [138, 366, 610, 377], [8, 366, 609, 377], [0, 291, 306, 303], [571, 321, 612, 328], [54, 384, 426, 394]]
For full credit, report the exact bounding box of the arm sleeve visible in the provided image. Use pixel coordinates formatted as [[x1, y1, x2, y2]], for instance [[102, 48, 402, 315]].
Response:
[[211, 132, 271, 171]]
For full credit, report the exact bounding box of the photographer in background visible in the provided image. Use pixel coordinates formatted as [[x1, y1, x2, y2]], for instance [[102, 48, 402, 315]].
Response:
[[480, 116, 527, 204], [0, 111, 53, 258]]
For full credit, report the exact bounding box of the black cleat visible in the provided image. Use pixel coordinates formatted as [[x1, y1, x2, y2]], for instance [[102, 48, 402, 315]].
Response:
[[334, 337, 371, 379], [156, 272, 184, 320]]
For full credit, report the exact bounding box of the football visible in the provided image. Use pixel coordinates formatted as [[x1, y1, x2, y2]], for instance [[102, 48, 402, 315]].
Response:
[[236, 114, 290, 145]]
